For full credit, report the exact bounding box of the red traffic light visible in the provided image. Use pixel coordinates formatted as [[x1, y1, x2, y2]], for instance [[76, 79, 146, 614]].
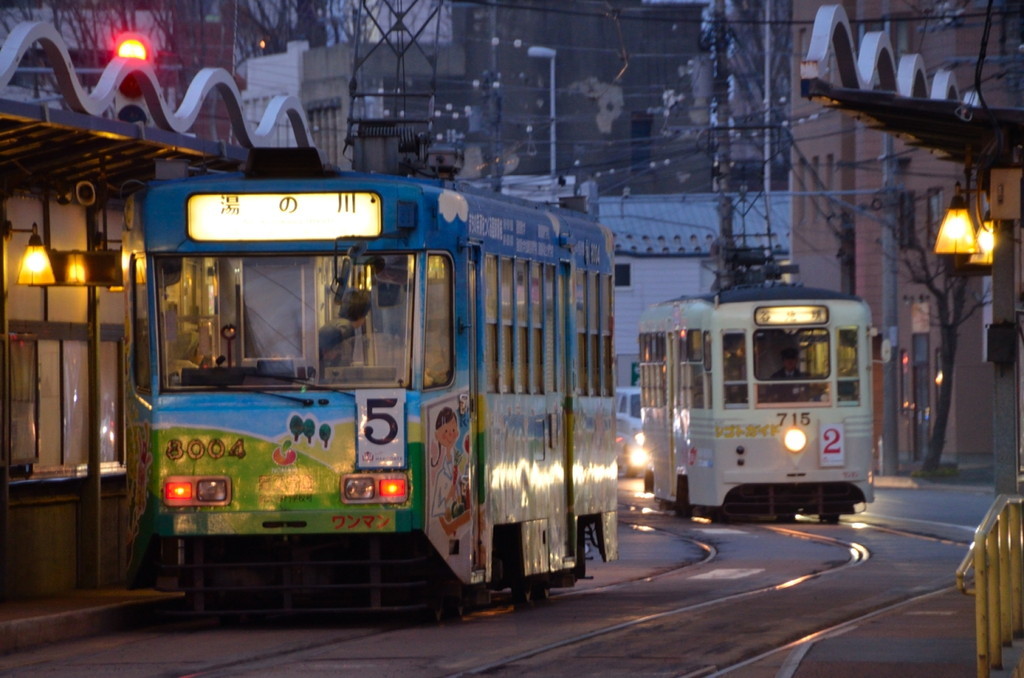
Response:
[[113, 33, 152, 106], [117, 39, 147, 60], [115, 33, 149, 61]]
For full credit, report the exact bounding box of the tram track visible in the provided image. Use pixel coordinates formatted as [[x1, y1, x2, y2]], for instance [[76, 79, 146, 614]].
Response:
[[446, 506, 969, 678], [690, 517, 972, 677], [445, 517, 871, 677], [11, 500, 964, 678], [163, 511, 864, 678]]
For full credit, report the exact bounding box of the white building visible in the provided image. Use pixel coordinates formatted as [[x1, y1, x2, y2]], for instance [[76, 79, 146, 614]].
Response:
[[601, 193, 791, 386]]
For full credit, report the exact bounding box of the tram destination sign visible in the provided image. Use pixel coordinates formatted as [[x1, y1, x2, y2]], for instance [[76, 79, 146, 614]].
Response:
[[188, 192, 382, 241], [754, 305, 829, 326]]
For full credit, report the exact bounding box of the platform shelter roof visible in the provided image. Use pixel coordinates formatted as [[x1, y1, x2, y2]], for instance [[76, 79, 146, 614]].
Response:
[[0, 97, 246, 198]]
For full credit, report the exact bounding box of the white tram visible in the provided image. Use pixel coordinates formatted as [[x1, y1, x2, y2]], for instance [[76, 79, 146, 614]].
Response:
[[638, 286, 874, 521]]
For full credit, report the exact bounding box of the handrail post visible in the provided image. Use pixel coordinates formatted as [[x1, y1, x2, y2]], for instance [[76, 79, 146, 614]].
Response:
[[976, 525, 990, 677], [1011, 503, 1023, 638], [988, 528, 1003, 670], [1000, 512, 1013, 646]]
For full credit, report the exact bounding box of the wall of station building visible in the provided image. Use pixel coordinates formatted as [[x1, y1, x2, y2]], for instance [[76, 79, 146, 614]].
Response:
[[5, 191, 130, 597]]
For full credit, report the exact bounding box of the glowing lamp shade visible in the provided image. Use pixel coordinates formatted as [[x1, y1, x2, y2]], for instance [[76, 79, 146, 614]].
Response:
[[17, 233, 55, 286], [64, 252, 87, 285], [933, 188, 978, 254], [968, 217, 995, 266]]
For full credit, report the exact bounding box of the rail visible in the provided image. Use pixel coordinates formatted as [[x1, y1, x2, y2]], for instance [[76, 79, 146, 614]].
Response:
[[956, 494, 1024, 678]]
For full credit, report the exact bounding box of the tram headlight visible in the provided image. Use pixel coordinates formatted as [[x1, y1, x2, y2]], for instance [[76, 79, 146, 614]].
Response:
[[196, 478, 229, 502], [633, 431, 645, 447], [783, 427, 808, 453], [343, 476, 376, 501]]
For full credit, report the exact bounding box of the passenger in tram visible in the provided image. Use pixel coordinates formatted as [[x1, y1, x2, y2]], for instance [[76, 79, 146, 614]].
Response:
[[320, 289, 371, 370]]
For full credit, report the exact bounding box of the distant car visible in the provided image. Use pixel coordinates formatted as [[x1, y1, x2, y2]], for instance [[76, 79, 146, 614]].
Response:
[[615, 387, 650, 477]]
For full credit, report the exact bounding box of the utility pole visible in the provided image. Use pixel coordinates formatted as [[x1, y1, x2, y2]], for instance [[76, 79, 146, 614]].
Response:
[[489, 3, 504, 192], [880, 135, 900, 475], [880, 2, 900, 475], [712, 0, 733, 288], [762, 0, 772, 239]]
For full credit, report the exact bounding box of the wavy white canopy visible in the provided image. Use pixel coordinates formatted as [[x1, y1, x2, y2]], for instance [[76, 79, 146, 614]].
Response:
[[801, 4, 963, 102], [0, 21, 314, 148]]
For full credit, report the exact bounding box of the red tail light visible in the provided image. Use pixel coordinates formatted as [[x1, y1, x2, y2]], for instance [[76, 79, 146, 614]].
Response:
[[165, 481, 193, 501], [379, 478, 407, 499]]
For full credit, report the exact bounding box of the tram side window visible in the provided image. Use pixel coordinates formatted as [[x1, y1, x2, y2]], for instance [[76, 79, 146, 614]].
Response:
[[500, 258, 513, 394], [722, 331, 748, 408], [556, 266, 566, 392], [485, 255, 498, 393], [640, 332, 666, 408], [515, 260, 528, 393], [588, 271, 600, 396], [544, 265, 556, 393], [689, 330, 707, 409], [530, 263, 544, 394], [576, 269, 588, 395], [132, 257, 151, 392], [601, 273, 613, 396], [704, 331, 713, 407], [676, 332, 690, 408], [423, 255, 453, 388], [836, 327, 860, 405]]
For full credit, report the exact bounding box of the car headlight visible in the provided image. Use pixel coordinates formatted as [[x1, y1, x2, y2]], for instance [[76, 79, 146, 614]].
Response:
[[628, 446, 650, 467]]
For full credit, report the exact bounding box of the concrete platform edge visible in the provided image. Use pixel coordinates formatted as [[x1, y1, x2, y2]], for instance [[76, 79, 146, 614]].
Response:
[[0, 592, 175, 655]]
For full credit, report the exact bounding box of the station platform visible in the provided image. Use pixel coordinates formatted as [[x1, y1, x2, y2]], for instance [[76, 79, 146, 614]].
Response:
[[0, 466, 1015, 677]]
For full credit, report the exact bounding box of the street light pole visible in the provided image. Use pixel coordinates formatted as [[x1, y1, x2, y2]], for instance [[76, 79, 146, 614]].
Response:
[[527, 45, 556, 182]]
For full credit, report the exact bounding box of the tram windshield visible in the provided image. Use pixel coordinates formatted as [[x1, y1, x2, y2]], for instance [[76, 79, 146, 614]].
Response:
[[753, 328, 830, 404], [156, 253, 414, 390]]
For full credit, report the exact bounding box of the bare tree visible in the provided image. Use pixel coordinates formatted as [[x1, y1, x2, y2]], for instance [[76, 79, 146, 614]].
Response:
[[899, 197, 989, 472]]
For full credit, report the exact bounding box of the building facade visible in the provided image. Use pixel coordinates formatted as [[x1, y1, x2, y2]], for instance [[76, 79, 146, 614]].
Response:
[[790, 0, 1024, 465]]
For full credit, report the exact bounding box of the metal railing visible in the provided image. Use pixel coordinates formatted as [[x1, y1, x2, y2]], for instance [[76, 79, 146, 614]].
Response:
[[957, 494, 1024, 678]]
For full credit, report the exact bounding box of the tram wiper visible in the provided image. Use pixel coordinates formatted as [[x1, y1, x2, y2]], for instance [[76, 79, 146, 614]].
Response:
[[243, 370, 353, 399], [217, 385, 317, 407]]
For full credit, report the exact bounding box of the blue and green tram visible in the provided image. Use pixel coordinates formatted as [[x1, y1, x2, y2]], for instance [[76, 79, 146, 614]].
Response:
[[123, 150, 618, 614]]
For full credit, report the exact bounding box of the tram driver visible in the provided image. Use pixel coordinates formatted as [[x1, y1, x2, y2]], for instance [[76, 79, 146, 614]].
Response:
[[764, 347, 809, 403], [771, 347, 802, 379]]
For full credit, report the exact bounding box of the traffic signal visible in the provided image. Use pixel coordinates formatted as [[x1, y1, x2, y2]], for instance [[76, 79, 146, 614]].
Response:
[[114, 32, 152, 124]]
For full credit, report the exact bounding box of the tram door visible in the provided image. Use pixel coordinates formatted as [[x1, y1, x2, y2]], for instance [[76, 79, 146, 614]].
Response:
[[560, 261, 578, 563], [466, 253, 485, 579], [424, 251, 482, 583]]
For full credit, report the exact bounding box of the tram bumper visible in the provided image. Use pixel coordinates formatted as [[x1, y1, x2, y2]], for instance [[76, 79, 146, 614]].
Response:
[[721, 481, 866, 518], [143, 508, 470, 614]]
